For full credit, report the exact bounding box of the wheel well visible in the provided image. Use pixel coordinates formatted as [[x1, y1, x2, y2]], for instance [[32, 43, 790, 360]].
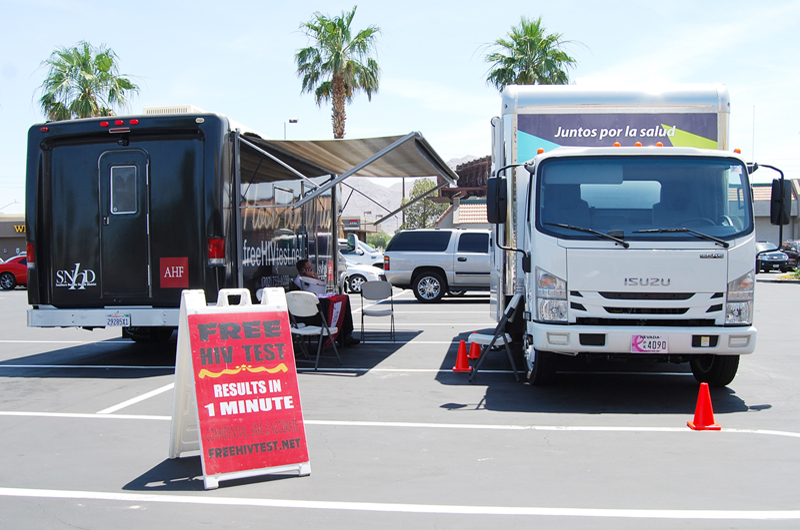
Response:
[[412, 267, 448, 289]]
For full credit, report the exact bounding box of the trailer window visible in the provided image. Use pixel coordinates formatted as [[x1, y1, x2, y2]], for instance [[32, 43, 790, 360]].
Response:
[[110, 166, 137, 214]]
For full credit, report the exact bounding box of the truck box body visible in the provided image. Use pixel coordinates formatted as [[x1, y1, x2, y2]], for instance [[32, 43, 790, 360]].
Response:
[[487, 84, 758, 386], [26, 113, 336, 331]]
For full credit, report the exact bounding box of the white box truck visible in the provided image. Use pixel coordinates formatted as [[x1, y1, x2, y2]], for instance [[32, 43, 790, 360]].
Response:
[[486, 83, 778, 386]]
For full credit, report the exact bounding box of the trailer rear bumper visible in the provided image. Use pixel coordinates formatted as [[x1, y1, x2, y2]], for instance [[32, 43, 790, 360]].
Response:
[[28, 306, 179, 328], [531, 323, 756, 356]]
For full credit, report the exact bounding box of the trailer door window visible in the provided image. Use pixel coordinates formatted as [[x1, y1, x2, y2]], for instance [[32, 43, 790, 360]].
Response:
[[110, 165, 137, 214]]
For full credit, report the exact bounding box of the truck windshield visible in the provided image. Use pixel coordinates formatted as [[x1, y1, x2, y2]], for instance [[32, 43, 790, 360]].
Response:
[[535, 155, 753, 242]]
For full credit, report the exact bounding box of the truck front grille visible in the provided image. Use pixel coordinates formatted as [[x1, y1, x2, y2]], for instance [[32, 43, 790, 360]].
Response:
[[575, 317, 716, 327]]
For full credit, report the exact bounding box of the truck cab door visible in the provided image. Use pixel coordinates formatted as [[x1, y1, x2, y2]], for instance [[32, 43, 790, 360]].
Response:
[[98, 150, 151, 299]]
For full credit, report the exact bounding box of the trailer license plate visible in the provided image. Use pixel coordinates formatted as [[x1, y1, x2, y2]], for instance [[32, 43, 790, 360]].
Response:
[[631, 334, 668, 353], [106, 313, 131, 327]]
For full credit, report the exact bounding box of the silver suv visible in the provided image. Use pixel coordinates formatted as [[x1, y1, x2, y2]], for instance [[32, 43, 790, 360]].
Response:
[[383, 229, 491, 302]]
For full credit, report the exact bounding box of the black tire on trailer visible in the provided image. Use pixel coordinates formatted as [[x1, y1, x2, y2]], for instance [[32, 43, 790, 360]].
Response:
[[412, 271, 446, 303], [528, 349, 557, 386], [447, 290, 466, 296], [690, 354, 739, 387]]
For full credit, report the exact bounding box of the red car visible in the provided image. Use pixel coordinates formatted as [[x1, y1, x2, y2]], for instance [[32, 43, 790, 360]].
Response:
[[0, 255, 27, 290]]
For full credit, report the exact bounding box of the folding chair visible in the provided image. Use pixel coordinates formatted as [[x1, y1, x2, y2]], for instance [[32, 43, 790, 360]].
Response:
[[285, 291, 342, 370], [468, 293, 522, 382], [360, 280, 395, 343]]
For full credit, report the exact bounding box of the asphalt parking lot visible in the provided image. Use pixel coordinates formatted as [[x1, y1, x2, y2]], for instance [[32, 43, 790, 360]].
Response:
[[1, 277, 800, 529]]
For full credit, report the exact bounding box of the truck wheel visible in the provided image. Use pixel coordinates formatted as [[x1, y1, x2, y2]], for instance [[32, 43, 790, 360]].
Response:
[[447, 290, 466, 296], [413, 271, 445, 303], [0, 272, 17, 290], [690, 355, 739, 387], [528, 349, 557, 385]]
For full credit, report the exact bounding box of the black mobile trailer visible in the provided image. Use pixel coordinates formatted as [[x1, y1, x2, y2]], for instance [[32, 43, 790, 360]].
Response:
[[25, 112, 457, 340]]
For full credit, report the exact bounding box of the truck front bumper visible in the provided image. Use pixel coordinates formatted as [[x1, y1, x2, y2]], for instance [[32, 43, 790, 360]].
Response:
[[531, 323, 756, 356], [28, 306, 179, 328]]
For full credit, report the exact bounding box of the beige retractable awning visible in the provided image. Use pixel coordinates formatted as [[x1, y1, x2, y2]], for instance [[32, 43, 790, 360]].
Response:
[[237, 132, 459, 222]]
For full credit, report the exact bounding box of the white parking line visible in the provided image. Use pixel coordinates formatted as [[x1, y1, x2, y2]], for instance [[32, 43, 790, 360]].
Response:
[[0, 487, 797, 519], [2, 410, 800, 440], [96, 383, 175, 414]]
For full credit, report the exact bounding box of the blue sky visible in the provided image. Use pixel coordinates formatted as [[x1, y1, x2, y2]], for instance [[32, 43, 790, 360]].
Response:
[[1, 0, 798, 215]]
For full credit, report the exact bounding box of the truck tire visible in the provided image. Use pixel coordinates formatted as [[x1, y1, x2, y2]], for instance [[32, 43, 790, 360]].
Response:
[[0, 272, 17, 290], [690, 355, 739, 387], [528, 349, 557, 385], [412, 271, 446, 303]]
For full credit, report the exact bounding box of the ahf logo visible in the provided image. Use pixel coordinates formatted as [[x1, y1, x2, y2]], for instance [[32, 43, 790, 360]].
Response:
[[55, 263, 97, 290]]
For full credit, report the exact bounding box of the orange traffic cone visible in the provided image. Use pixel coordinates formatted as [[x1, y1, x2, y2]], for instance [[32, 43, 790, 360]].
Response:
[[687, 382, 721, 430], [468, 341, 482, 360], [453, 340, 471, 372]]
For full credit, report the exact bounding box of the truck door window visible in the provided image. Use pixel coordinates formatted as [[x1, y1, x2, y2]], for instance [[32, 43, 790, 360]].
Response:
[[110, 165, 137, 214]]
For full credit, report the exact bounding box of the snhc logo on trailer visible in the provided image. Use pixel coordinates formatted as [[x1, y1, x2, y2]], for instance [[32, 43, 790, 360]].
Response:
[[55, 263, 97, 290]]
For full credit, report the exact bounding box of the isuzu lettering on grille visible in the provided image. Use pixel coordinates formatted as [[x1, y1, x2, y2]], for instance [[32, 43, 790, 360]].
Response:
[[624, 277, 671, 287]]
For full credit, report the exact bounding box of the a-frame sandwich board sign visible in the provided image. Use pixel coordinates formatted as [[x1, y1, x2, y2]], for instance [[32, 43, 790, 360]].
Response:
[[169, 288, 310, 489]]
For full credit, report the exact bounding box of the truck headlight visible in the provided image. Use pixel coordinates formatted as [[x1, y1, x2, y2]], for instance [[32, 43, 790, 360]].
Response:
[[726, 271, 754, 325], [536, 267, 567, 323]]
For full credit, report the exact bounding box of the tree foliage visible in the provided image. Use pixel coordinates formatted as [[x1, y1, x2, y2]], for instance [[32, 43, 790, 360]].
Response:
[[37, 41, 139, 120], [485, 16, 578, 91], [296, 6, 381, 139], [398, 178, 448, 230], [366, 231, 391, 250]]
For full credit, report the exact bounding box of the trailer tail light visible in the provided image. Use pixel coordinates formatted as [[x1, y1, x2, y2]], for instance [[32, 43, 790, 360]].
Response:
[[40, 127, 49, 133], [207, 238, 225, 267], [383, 256, 390, 270], [26, 242, 34, 269]]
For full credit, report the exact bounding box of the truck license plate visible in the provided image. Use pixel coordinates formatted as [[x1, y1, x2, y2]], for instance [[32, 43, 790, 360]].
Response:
[[631, 334, 668, 353], [106, 313, 131, 327]]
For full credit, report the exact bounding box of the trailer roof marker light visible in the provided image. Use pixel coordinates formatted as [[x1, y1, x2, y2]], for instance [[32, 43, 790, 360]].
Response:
[[40, 126, 48, 133], [613, 142, 621, 147], [114, 120, 124, 126], [100, 121, 109, 127], [537, 148, 545, 155], [635, 142, 643, 147], [734, 148, 741, 154], [656, 142, 664, 147], [196, 118, 205, 124], [130, 119, 139, 125]]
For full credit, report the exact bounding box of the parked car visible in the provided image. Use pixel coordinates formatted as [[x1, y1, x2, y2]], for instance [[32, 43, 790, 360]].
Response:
[[344, 258, 385, 293], [780, 240, 800, 269], [339, 235, 384, 268], [383, 228, 491, 303], [755, 241, 792, 273], [0, 255, 27, 290]]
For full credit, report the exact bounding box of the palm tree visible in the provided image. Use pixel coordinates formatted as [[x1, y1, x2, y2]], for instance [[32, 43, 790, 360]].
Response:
[[485, 16, 578, 91], [296, 6, 381, 139], [37, 41, 139, 120]]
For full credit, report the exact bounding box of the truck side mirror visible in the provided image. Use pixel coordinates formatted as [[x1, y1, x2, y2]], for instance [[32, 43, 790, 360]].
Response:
[[486, 176, 507, 224], [770, 178, 791, 226]]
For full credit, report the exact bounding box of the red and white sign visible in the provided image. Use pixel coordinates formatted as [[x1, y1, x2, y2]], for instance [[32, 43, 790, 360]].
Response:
[[160, 257, 189, 289], [169, 288, 310, 489]]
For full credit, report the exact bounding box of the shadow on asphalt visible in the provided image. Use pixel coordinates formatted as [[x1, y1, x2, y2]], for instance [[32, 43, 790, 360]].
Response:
[[435, 330, 751, 416]]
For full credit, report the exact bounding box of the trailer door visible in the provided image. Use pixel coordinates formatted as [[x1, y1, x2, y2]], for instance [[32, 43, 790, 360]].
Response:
[[98, 150, 150, 298]]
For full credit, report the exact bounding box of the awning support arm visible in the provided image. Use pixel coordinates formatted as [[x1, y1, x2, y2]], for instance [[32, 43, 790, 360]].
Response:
[[373, 180, 448, 226], [294, 132, 420, 208], [239, 136, 321, 190]]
